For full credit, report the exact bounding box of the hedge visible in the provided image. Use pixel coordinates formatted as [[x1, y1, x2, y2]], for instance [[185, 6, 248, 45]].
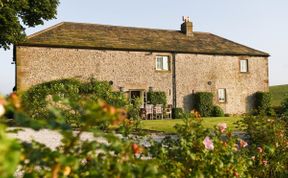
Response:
[[147, 91, 167, 106], [172, 108, 184, 119], [212, 105, 224, 117], [194, 92, 214, 117], [254, 92, 274, 116], [21, 78, 128, 126]]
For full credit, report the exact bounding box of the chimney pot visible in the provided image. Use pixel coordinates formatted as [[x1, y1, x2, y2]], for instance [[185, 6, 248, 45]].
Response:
[[181, 16, 193, 37]]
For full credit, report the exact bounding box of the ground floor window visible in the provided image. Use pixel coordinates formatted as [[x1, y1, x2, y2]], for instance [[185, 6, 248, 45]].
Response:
[[218, 88, 226, 103]]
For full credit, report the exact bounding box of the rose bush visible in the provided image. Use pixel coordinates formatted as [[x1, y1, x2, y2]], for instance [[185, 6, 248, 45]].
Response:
[[1, 91, 288, 177], [239, 115, 288, 177], [1, 94, 163, 178], [150, 114, 251, 178]]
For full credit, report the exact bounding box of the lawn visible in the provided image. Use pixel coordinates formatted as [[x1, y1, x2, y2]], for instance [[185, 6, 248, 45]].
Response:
[[140, 117, 242, 133], [270, 84, 288, 107]]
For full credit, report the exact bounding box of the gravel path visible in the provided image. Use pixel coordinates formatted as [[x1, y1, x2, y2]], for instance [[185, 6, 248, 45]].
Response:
[[7, 127, 247, 150], [7, 127, 111, 150]]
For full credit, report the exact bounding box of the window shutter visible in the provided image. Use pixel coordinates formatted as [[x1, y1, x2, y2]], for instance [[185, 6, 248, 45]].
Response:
[[163, 56, 169, 70]]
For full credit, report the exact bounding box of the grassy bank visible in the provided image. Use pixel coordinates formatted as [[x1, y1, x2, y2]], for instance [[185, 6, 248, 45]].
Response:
[[270, 84, 288, 107], [140, 117, 242, 133]]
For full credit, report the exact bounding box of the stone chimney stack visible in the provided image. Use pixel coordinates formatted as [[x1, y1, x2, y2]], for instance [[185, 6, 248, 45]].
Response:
[[181, 16, 193, 37]]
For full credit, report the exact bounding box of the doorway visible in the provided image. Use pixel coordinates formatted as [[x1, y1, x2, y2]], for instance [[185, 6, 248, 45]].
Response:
[[129, 90, 145, 105]]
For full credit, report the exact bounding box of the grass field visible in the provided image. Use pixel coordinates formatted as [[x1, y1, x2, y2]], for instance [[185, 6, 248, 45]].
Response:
[[270, 84, 288, 107], [140, 117, 242, 133]]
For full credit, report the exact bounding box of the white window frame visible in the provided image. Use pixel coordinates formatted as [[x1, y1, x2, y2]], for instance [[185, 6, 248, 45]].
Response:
[[218, 88, 226, 103], [156, 56, 169, 71], [240, 59, 248, 73]]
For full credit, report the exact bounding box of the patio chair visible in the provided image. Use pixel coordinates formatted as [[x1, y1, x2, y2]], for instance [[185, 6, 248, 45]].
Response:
[[154, 104, 163, 120], [165, 105, 172, 119], [145, 104, 154, 120]]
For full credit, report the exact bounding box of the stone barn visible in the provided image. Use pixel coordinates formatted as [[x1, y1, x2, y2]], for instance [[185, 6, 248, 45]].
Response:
[[14, 18, 269, 114]]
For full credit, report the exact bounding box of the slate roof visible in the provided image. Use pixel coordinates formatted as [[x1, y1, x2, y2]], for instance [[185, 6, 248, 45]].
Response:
[[19, 22, 269, 57]]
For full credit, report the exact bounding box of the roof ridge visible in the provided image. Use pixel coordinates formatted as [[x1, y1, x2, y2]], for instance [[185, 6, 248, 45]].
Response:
[[27, 21, 211, 39], [63, 21, 209, 34], [27, 22, 65, 39], [209, 33, 270, 56], [62, 21, 182, 32]]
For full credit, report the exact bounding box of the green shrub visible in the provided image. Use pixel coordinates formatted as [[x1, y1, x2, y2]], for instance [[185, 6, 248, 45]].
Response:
[[1, 94, 163, 177], [194, 92, 213, 117], [254, 92, 275, 116], [21, 78, 128, 127], [151, 115, 251, 177], [147, 91, 167, 106], [2, 93, 288, 177], [239, 115, 288, 177], [172, 108, 183, 119], [280, 98, 288, 125], [0, 124, 21, 177], [212, 105, 224, 117]]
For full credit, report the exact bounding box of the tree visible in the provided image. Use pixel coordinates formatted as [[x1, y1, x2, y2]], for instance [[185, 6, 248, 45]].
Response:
[[0, 0, 59, 50]]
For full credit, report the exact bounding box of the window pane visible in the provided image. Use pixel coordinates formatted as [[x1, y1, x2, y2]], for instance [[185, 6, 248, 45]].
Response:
[[156, 57, 162, 70], [162, 56, 169, 70], [218, 89, 226, 102]]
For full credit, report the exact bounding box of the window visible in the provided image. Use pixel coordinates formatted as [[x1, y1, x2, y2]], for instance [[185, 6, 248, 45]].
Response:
[[240, 59, 248, 73], [156, 56, 169, 71], [218, 88, 226, 103]]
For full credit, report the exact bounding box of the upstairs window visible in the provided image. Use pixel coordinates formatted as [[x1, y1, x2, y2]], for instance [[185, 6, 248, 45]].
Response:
[[240, 59, 248, 73], [218, 88, 226, 103], [156, 56, 169, 71]]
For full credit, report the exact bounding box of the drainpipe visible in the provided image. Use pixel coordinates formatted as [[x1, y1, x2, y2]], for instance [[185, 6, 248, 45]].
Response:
[[13, 45, 17, 91], [172, 52, 177, 108]]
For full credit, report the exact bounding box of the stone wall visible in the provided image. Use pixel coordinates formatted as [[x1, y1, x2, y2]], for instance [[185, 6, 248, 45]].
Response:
[[175, 54, 269, 114], [16, 46, 269, 114], [16, 46, 173, 105]]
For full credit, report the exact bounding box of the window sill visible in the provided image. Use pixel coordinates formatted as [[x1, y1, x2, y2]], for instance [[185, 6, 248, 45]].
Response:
[[155, 69, 171, 73]]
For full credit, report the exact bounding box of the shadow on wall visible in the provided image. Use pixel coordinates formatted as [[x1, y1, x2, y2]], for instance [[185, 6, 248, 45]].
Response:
[[183, 93, 195, 112], [246, 93, 256, 113]]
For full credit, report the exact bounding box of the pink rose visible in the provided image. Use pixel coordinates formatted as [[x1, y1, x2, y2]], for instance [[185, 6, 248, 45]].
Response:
[[262, 160, 268, 166], [203, 136, 214, 150], [239, 139, 248, 148], [217, 123, 227, 133], [257, 147, 263, 153]]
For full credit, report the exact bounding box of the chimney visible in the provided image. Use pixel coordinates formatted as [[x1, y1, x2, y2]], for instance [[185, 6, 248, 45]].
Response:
[[181, 16, 193, 37]]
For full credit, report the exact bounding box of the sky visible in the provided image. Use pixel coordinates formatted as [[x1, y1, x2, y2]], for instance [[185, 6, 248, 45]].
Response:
[[1, 0, 288, 94]]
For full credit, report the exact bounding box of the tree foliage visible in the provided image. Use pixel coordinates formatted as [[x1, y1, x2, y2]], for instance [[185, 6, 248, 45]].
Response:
[[0, 0, 59, 49]]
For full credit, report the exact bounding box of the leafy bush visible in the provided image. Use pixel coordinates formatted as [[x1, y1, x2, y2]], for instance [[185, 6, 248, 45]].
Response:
[[280, 98, 288, 120], [254, 92, 275, 116], [239, 115, 288, 177], [193, 92, 213, 117], [172, 108, 183, 119], [0, 124, 21, 178], [1, 93, 163, 178], [2, 93, 288, 177], [212, 105, 224, 117], [151, 115, 251, 177], [147, 91, 167, 106], [21, 78, 128, 127]]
